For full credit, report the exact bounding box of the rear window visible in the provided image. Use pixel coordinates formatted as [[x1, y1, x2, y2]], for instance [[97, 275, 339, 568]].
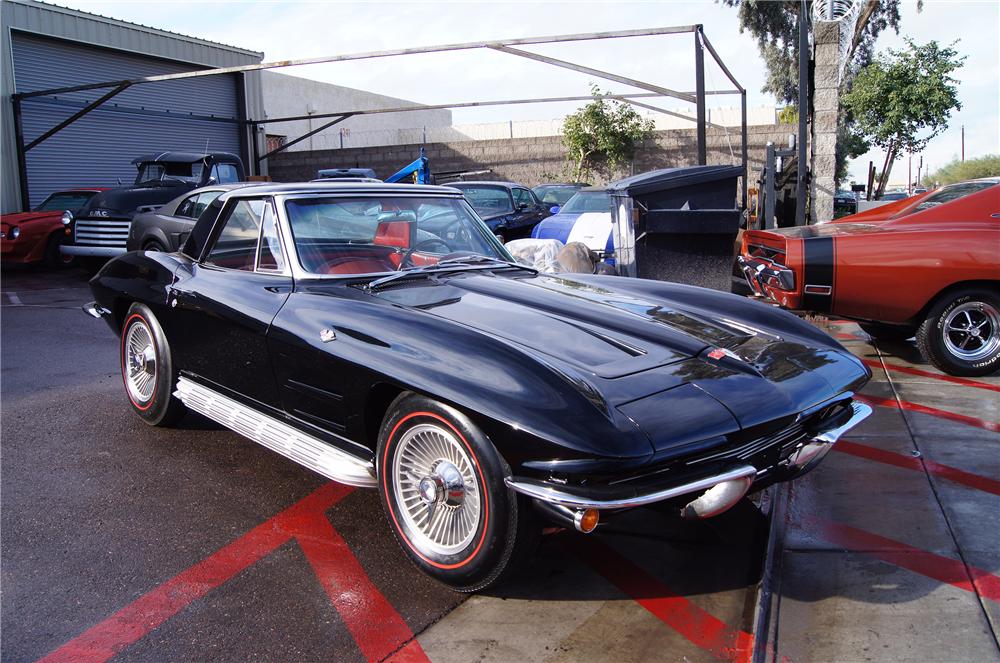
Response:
[[35, 191, 97, 212], [457, 186, 513, 215], [909, 180, 998, 212]]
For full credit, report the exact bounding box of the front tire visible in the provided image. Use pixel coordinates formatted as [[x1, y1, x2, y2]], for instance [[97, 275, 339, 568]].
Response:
[[916, 287, 1000, 376], [120, 304, 187, 426], [377, 393, 538, 592]]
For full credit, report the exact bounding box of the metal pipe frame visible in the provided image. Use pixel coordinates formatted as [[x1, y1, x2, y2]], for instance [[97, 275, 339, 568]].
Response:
[[11, 23, 750, 210], [258, 114, 353, 161]]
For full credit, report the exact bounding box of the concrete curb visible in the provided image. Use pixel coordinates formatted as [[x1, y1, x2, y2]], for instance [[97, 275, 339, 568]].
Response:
[[751, 481, 791, 663]]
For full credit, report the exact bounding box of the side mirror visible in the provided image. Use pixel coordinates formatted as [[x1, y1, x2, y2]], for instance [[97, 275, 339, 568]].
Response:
[[549, 205, 560, 214], [517, 202, 529, 211], [495, 233, 505, 244], [206, 177, 218, 186]]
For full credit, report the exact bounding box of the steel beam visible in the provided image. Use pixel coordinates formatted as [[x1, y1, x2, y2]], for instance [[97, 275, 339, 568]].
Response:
[[12, 96, 30, 211], [258, 114, 353, 161], [698, 29, 745, 93], [622, 99, 726, 129], [252, 92, 696, 126], [741, 91, 749, 211], [24, 83, 130, 151], [14, 26, 701, 100], [694, 29, 707, 165], [795, 0, 809, 226], [488, 45, 697, 103]]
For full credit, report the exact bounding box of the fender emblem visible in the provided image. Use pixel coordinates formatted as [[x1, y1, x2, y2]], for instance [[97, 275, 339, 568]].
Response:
[[319, 328, 336, 343], [708, 348, 726, 360]]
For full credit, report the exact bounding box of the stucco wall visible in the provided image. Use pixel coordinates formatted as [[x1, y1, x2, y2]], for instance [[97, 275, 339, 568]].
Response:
[[268, 123, 795, 189]]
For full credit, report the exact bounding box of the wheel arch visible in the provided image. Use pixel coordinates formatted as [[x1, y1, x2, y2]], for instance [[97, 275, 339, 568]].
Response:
[[908, 279, 1000, 326]]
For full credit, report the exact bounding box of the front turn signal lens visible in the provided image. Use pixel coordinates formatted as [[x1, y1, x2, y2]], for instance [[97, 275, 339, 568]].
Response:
[[576, 508, 600, 533]]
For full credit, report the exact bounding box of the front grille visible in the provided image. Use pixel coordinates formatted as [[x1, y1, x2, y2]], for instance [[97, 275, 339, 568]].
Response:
[[75, 219, 131, 247], [687, 422, 807, 465]]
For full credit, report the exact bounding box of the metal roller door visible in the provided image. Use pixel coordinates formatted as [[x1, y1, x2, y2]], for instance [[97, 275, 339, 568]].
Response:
[[12, 33, 243, 207]]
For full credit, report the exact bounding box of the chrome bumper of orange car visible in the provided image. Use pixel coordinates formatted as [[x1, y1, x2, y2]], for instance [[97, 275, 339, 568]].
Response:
[[737, 255, 795, 298]]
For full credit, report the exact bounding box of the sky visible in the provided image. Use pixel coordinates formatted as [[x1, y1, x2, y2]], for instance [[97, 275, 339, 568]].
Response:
[[51, 0, 1000, 184]]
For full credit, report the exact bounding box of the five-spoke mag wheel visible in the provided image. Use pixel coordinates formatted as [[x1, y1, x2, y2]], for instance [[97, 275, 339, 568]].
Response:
[[918, 287, 1000, 377]]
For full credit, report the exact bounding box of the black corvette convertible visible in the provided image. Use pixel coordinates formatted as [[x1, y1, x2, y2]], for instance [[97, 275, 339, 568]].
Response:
[[86, 181, 871, 591]]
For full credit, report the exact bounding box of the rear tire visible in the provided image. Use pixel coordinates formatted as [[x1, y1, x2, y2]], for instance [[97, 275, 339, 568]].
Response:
[[859, 322, 915, 342], [916, 287, 1000, 376], [377, 393, 539, 592], [143, 240, 167, 253], [120, 303, 187, 426]]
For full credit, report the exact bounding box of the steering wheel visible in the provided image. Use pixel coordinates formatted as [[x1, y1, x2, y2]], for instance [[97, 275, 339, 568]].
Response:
[[400, 238, 452, 269]]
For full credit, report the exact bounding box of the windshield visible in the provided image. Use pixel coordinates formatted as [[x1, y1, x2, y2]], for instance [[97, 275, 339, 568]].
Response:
[[284, 196, 511, 276], [560, 191, 612, 214], [135, 161, 204, 185], [909, 180, 998, 212], [455, 185, 512, 216], [35, 191, 97, 212], [533, 185, 579, 205]]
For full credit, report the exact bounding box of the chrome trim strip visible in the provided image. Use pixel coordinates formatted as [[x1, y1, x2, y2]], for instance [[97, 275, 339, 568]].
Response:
[[505, 465, 757, 510], [174, 377, 377, 488], [803, 285, 832, 295]]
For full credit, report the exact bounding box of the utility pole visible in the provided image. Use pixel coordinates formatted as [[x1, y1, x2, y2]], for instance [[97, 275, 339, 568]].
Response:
[[908, 154, 912, 194], [961, 125, 965, 162]]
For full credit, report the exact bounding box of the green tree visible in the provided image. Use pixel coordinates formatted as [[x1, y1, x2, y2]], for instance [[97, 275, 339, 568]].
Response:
[[721, 0, 907, 104], [562, 86, 654, 181], [924, 154, 1000, 186], [843, 39, 965, 196]]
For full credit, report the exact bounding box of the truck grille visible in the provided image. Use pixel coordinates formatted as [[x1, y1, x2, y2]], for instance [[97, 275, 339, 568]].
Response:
[[74, 219, 131, 248]]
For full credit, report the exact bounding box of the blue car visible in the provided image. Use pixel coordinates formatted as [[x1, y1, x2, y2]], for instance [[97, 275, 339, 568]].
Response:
[[531, 188, 614, 261]]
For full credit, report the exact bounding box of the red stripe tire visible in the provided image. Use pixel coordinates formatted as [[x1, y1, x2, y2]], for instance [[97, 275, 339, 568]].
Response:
[[120, 303, 187, 426], [377, 393, 538, 591]]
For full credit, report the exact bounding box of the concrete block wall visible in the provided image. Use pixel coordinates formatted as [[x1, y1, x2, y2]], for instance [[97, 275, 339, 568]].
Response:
[[811, 20, 842, 223], [268, 123, 795, 190]]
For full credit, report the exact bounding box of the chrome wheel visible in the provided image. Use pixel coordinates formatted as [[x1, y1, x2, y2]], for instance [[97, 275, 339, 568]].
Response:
[[124, 320, 157, 403], [943, 302, 1000, 361], [392, 422, 481, 556]]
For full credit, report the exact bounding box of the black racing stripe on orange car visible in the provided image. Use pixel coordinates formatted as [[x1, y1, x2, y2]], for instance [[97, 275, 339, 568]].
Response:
[[802, 237, 834, 312]]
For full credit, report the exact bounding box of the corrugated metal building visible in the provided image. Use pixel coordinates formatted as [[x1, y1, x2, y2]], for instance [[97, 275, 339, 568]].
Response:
[[1, 0, 266, 213]]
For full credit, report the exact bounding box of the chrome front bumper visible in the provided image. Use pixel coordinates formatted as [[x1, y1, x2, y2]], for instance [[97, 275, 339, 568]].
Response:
[[61, 245, 123, 257], [737, 255, 794, 297], [506, 400, 872, 515]]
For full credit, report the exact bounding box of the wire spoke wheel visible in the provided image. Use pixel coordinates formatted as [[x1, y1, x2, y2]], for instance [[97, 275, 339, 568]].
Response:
[[392, 422, 481, 556], [943, 301, 1000, 361], [124, 320, 157, 403]]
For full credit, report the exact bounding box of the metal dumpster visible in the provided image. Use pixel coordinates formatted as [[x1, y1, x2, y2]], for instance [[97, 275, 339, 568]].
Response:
[[609, 165, 744, 291]]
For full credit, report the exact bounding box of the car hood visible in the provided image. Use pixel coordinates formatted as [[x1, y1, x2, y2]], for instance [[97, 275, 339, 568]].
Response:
[[374, 272, 866, 440], [1, 211, 60, 226], [80, 184, 192, 217]]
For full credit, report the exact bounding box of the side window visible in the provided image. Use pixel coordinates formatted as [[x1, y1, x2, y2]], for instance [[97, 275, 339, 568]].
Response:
[[192, 190, 223, 218], [210, 163, 240, 184], [205, 199, 265, 271], [257, 202, 285, 272], [513, 188, 534, 208], [175, 193, 199, 218]]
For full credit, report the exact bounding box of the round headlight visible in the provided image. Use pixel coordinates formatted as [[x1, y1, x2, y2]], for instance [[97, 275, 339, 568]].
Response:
[[61, 210, 74, 226], [10, 226, 20, 239]]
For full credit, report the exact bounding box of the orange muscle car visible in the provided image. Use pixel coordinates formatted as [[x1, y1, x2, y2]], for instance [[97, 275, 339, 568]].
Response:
[[739, 180, 1000, 376], [1, 188, 106, 267]]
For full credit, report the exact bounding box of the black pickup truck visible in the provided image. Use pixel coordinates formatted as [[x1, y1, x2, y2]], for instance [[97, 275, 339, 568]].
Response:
[[61, 151, 244, 268]]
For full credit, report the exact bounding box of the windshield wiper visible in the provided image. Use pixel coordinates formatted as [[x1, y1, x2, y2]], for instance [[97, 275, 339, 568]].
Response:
[[365, 256, 535, 291]]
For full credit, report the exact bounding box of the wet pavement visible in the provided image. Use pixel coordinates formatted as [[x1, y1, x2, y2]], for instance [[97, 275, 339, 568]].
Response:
[[2, 265, 997, 663], [763, 320, 1000, 663]]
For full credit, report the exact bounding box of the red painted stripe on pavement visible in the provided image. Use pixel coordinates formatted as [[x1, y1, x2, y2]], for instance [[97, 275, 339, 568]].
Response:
[[855, 393, 1000, 433], [860, 358, 1000, 393], [292, 511, 430, 663], [804, 514, 1000, 603], [835, 440, 1000, 497], [38, 483, 354, 663], [572, 537, 754, 662]]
